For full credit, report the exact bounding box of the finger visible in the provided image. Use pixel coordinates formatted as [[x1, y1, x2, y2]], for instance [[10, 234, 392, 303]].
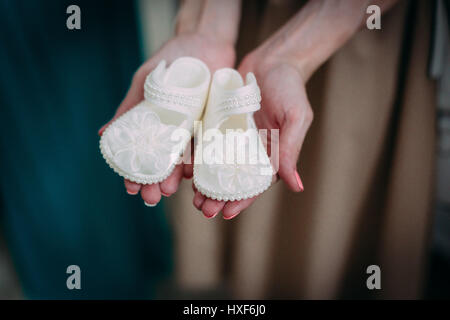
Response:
[[159, 165, 184, 197], [181, 138, 194, 178], [191, 183, 205, 209], [99, 63, 156, 136], [201, 199, 225, 219], [98, 87, 142, 136], [222, 197, 257, 220], [124, 179, 141, 195], [183, 163, 193, 179], [140, 183, 162, 207], [278, 105, 312, 192], [98, 85, 142, 136], [98, 79, 143, 136], [98, 122, 109, 136], [193, 191, 206, 210]]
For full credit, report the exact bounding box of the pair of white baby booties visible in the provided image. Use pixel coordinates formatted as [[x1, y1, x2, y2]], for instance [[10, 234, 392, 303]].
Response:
[[100, 57, 273, 201]]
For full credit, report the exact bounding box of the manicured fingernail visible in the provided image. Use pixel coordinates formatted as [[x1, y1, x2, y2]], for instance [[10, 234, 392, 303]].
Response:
[[295, 171, 304, 192], [127, 190, 138, 195], [224, 212, 239, 220], [204, 212, 218, 219], [161, 191, 170, 197], [98, 125, 106, 136], [144, 202, 157, 207]]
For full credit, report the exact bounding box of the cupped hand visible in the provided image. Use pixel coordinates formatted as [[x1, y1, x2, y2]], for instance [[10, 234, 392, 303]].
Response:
[[99, 33, 235, 206], [193, 52, 313, 219]]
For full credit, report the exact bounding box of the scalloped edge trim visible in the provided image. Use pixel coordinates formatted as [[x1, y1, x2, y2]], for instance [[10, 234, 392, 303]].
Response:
[[99, 107, 184, 185], [193, 165, 273, 201], [99, 141, 179, 185]]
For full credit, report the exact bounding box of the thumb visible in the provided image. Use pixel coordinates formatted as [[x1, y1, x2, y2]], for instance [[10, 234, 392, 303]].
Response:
[[98, 65, 151, 136], [277, 104, 313, 192]]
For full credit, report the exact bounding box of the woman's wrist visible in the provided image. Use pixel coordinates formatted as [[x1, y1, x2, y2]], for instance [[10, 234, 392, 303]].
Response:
[[241, 46, 310, 85], [175, 0, 241, 47], [175, 0, 204, 36], [246, 17, 357, 81], [247, 0, 399, 82]]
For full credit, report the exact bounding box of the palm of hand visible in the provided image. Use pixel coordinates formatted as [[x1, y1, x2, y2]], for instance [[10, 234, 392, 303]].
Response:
[[101, 33, 235, 205], [193, 59, 313, 219], [102, 34, 311, 216]]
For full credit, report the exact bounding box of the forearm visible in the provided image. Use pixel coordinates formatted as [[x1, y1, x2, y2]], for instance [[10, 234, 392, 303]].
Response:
[[176, 0, 242, 45], [255, 0, 399, 81]]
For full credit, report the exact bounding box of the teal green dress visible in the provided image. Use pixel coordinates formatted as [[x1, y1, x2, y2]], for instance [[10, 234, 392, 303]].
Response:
[[0, 0, 172, 299]]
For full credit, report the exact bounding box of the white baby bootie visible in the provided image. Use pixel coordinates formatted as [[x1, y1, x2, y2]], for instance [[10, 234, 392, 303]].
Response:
[[193, 68, 273, 201], [100, 57, 211, 184]]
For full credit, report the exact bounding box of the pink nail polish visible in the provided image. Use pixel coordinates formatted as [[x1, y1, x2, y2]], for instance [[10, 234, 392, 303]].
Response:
[[98, 125, 106, 136], [295, 171, 304, 192], [127, 190, 138, 195], [205, 212, 218, 219], [161, 192, 170, 197], [224, 212, 239, 220]]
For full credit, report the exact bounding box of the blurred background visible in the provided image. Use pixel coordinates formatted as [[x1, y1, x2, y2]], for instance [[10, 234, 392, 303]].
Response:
[[0, 0, 449, 299]]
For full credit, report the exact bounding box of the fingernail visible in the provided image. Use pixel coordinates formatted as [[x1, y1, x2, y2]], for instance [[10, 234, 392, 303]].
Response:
[[161, 191, 170, 197], [204, 212, 218, 219], [144, 202, 157, 207], [98, 125, 106, 136], [127, 190, 138, 195], [295, 170, 304, 192], [224, 212, 240, 220]]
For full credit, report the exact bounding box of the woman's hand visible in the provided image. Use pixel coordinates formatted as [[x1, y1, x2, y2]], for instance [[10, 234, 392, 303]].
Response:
[[192, 0, 399, 219], [99, 33, 235, 205], [99, 0, 241, 206], [193, 52, 313, 219]]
